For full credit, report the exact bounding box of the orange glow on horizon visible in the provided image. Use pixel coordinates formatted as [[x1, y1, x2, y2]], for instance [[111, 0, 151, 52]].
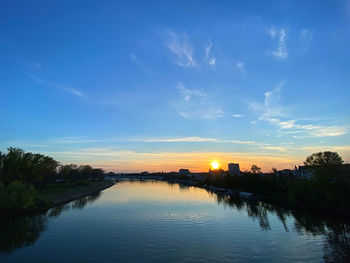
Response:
[[55, 150, 318, 173], [210, 160, 220, 170]]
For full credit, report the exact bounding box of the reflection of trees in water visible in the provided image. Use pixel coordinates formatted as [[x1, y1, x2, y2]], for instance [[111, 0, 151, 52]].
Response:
[[47, 204, 70, 218], [178, 184, 190, 192], [71, 192, 101, 210], [0, 192, 102, 254], [323, 223, 350, 263], [212, 191, 350, 262], [0, 214, 48, 254], [293, 210, 350, 262]]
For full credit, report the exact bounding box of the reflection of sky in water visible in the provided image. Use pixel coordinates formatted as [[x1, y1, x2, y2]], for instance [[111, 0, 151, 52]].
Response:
[[1, 180, 349, 263], [100, 181, 217, 204]]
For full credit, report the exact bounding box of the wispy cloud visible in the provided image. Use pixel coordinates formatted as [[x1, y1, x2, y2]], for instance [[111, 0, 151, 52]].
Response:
[[232, 114, 243, 118], [143, 136, 255, 144], [171, 82, 224, 119], [236, 62, 246, 73], [177, 82, 207, 101], [247, 82, 347, 137], [145, 137, 217, 143], [269, 28, 277, 39], [29, 75, 84, 98], [264, 146, 286, 151], [300, 28, 313, 51], [166, 31, 197, 68], [50, 137, 104, 144], [269, 28, 288, 60], [248, 81, 284, 121], [205, 38, 216, 66]]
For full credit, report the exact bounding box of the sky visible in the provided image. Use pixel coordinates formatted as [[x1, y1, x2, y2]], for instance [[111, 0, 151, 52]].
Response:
[[1, 0, 350, 172]]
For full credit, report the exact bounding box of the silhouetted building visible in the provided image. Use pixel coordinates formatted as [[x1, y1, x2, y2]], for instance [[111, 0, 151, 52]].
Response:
[[209, 169, 225, 176], [276, 169, 296, 179], [296, 166, 313, 179], [179, 169, 191, 177], [228, 163, 241, 176]]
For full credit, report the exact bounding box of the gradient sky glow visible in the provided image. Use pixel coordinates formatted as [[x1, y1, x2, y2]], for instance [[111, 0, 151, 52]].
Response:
[[1, 0, 350, 172]]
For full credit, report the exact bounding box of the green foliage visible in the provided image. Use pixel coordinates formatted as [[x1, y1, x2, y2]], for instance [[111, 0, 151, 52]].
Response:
[[0, 147, 107, 212], [0, 181, 37, 209], [0, 147, 58, 188]]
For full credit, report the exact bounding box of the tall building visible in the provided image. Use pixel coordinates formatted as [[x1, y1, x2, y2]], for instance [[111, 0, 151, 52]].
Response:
[[228, 163, 241, 176]]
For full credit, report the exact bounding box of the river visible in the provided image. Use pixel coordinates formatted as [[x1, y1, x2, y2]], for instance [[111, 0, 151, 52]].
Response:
[[1, 180, 349, 262]]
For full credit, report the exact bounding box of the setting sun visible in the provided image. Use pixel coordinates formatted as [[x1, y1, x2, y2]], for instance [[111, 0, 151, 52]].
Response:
[[210, 161, 220, 170]]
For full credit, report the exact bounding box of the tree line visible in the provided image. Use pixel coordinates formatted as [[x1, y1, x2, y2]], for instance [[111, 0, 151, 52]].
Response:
[[206, 151, 350, 214], [0, 147, 105, 210]]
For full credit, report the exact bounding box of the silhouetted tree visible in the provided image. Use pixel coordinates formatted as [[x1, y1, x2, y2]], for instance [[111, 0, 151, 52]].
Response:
[[91, 168, 104, 181], [304, 151, 343, 167], [304, 151, 344, 183], [79, 165, 93, 180], [251, 164, 261, 174]]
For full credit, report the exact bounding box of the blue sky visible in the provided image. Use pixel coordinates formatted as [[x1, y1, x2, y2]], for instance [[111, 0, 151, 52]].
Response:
[[1, 0, 350, 172]]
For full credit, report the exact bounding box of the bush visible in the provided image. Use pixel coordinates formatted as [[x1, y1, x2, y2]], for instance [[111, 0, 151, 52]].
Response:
[[0, 180, 37, 209]]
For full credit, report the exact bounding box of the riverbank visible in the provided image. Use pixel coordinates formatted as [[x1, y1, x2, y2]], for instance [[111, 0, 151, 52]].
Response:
[[0, 180, 115, 219], [41, 180, 115, 207]]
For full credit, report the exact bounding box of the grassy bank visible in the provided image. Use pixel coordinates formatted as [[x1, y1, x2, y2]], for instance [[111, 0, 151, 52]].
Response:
[[0, 180, 115, 219], [40, 180, 115, 206]]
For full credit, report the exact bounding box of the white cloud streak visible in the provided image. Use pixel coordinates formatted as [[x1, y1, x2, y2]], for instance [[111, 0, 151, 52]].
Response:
[[205, 38, 216, 66], [166, 31, 197, 68], [143, 136, 255, 144], [247, 82, 347, 137], [30, 75, 84, 98], [269, 28, 288, 60], [172, 82, 224, 119]]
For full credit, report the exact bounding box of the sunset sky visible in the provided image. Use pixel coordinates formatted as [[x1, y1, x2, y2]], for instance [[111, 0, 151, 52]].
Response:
[[1, 0, 350, 172]]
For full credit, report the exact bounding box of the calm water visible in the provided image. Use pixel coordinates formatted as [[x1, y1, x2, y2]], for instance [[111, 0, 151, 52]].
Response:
[[1, 180, 349, 262]]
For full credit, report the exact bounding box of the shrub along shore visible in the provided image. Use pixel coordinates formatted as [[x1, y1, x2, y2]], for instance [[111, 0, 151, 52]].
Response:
[[0, 148, 114, 219]]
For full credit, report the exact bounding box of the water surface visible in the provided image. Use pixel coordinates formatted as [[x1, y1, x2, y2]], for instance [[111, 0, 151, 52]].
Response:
[[1, 180, 349, 262]]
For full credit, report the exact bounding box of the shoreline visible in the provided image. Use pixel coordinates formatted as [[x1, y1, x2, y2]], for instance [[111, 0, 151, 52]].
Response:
[[44, 180, 115, 208], [2, 177, 348, 220], [120, 176, 350, 219], [0, 180, 115, 220]]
